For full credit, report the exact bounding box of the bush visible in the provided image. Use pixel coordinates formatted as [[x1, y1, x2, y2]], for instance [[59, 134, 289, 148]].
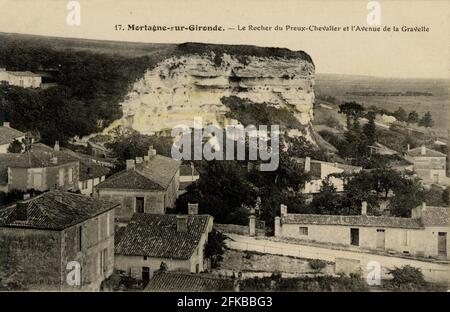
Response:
[[204, 230, 227, 269], [388, 265, 425, 287], [308, 259, 327, 272]]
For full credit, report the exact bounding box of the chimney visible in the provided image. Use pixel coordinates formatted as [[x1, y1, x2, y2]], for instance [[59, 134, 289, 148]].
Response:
[[280, 204, 288, 217], [148, 145, 157, 158], [188, 203, 198, 215], [135, 157, 143, 164], [361, 201, 367, 215], [54, 141, 60, 152], [23, 193, 30, 200], [421, 145, 426, 155], [407, 144, 410, 152], [176, 215, 188, 233], [3, 122, 10, 128], [126, 159, 135, 170], [304, 157, 311, 173], [15, 202, 28, 221]]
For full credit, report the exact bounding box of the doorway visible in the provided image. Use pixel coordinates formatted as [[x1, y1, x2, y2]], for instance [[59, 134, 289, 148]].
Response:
[[350, 228, 359, 246], [376, 229, 385, 249], [142, 267, 150, 286], [438, 232, 447, 257], [135, 197, 145, 213]]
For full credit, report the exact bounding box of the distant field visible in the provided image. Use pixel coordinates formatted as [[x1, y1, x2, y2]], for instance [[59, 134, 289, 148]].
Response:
[[315, 73, 449, 138]]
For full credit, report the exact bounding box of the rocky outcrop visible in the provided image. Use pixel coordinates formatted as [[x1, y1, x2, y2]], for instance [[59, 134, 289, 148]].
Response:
[[105, 44, 315, 137]]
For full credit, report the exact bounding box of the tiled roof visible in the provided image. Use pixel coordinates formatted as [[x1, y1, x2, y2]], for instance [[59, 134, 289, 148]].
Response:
[[293, 158, 362, 179], [0, 145, 78, 169], [282, 214, 423, 229], [421, 206, 449, 227], [7, 71, 41, 77], [96, 155, 180, 191], [145, 272, 233, 292], [0, 191, 118, 230], [0, 125, 24, 145], [115, 213, 212, 260], [79, 161, 110, 181], [407, 147, 446, 157]]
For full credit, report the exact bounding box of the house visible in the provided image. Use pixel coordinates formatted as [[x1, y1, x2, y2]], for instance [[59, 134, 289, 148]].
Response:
[[0, 68, 42, 88], [0, 122, 25, 154], [78, 161, 110, 196], [0, 142, 79, 193], [0, 191, 118, 290], [179, 162, 199, 194], [114, 204, 213, 285], [275, 202, 449, 259], [96, 146, 181, 222], [296, 157, 362, 194], [405, 145, 447, 184], [145, 271, 233, 292]]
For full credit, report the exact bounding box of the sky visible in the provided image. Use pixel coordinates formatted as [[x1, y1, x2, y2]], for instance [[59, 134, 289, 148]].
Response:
[[0, 0, 448, 79]]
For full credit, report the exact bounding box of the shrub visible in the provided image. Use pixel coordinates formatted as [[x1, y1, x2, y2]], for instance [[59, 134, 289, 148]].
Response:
[[388, 265, 426, 287], [308, 259, 327, 272]]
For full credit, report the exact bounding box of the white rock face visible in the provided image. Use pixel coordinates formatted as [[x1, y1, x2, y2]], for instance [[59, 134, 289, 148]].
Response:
[[105, 53, 315, 136]]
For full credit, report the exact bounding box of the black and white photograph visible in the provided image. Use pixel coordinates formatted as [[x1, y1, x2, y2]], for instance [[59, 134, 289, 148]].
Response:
[[0, 0, 448, 300]]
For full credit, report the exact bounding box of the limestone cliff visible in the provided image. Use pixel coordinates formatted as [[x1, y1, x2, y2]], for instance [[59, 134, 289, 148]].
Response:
[[105, 43, 315, 138]]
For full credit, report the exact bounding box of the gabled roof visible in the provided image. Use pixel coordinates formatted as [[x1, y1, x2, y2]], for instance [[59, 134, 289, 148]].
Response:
[[0, 191, 118, 230], [96, 155, 181, 191], [283, 214, 423, 229], [145, 272, 233, 292], [115, 213, 212, 260], [0, 125, 24, 145], [407, 146, 446, 157]]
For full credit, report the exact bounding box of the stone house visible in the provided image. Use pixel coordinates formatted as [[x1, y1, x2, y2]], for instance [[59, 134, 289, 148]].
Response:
[[0, 191, 118, 290], [0, 122, 25, 154], [114, 204, 213, 285], [275, 203, 449, 259], [96, 146, 181, 222], [295, 157, 362, 194], [405, 145, 447, 185], [0, 68, 42, 88], [0, 142, 80, 193]]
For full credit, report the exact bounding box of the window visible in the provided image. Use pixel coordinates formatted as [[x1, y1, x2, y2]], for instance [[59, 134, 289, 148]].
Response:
[[143, 256, 148, 261], [77, 226, 83, 251], [81, 181, 88, 190], [350, 228, 359, 246], [299, 227, 308, 235], [58, 168, 65, 187], [31, 173, 42, 189], [135, 197, 145, 213]]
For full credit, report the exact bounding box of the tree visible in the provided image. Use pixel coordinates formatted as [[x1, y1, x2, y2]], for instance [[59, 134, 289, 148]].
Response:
[[442, 187, 449, 206], [407, 111, 419, 124], [309, 178, 355, 215], [204, 229, 227, 269], [338, 101, 365, 129], [418, 111, 434, 128], [393, 107, 407, 122], [7, 139, 23, 153], [363, 111, 377, 146], [389, 178, 425, 217]]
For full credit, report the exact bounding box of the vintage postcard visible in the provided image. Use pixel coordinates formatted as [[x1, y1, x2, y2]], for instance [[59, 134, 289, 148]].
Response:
[[0, 0, 449, 299]]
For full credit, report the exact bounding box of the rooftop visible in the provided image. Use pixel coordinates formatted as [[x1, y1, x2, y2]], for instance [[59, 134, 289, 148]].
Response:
[[0, 191, 118, 230], [407, 146, 446, 158], [115, 213, 212, 260], [96, 154, 181, 191], [145, 272, 233, 292], [79, 161, 110, 181], [7, 71, 41, 77], [282, 206, 448, 229], [293, 157, 362, 179], [0, 124, 24, 145]]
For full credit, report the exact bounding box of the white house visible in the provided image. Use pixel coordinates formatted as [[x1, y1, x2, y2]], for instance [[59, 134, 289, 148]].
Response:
[[405, 145, 447, 185], [296, 157, 362, 194], [275, 203, 449, 259], [0, 68, 42, 88]]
